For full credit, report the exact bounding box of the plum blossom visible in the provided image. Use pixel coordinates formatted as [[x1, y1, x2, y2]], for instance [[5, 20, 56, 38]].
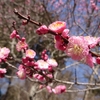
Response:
[[48, 21, 66, 34], [10, 30, 17, 39], [36, 59, 49, 70], [84, 36, 100, 48], [61, 29, 69, 39], [36, 25, 48, 35], [54, 35, 66, 51], [41, 50, 48, 61], [46, 85, 66, 94], [16, 40, 28, 51], [25, 49, 36, 59], [52, 85, 66, 94], [46, 86, 52, 93], [33, 74, 45, 82], [96, 57, 100, 64], [0, 68, 6, 78], [0, 47, 10, 61], [16, 64, 26, 79], [81, 54, 95, 68], [65, 36, 94, 67], [47, 58, 58, 68], [91, 2, 98, 10], [47, 74, 53, 79], [66, 36, 89, 60]]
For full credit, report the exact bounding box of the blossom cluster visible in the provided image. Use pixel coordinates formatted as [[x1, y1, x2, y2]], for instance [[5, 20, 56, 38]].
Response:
[[16, 49, 65, 94], [36, 21, 100, 68], [0, 47, 10, 78], [2, 20, 99, 95], [10, 30, 65, 94]]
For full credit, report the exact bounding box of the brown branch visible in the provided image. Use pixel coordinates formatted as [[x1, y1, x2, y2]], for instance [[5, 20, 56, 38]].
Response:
[[14, 9, 69, 44], [54, 78, 100, 86], [14, 9, 42, 26], [67, 87, 100, 93], [89, 51, 100, 57]]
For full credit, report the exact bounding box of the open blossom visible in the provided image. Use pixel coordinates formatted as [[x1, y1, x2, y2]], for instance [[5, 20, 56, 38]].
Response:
[[66, 36, 89, 60], [84, 36, 100, 48], [36, 25, 48, 35], [0, 68, 6, 78], [47, 58, 58, 68], [16, 40, 28, 51], [48, 21, 66, 34], [52, 85, 66, 94], [16, 64, 26, 79], [65, 36, 95, 67], [36, 59, 49, 70], [25, 49, 36, 59], [0, 47, 10, 62]]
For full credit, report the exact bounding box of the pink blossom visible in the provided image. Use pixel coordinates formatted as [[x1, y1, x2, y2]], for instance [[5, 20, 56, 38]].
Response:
[[52, 85, 66, 94], [10, 30, 17, 39], [33, 74, 45, 82], [91, 2, 98, 10], [22, 57, 29, 63], [65, 36, 96, 67], [96, 57, 100, 64], [41, 50, 48, 61], [61, 29, 69, 39], [48, 21, 66, 34], [16, 40, 28, 51], [36, 25, 48, 35], [25, 49, 36, 59], [36, 59, 49, 70], [85, 54, 94, 68], [46, 86, 52, 93], [0, 47, 10, 61], [65, 36, 89, 61], [84, 36, 100, 48], [47, 58, 58, 68], [39, 85, 45, 89], [55, 41, 66, 51], [16, 70, 26, 79], [54, 35, 66, 51], [48, 66, 54, 72], [47, 74, 53, 79], [0, 68, 6, 78], [16, 65, 26, 79], [18, 64, 25, 70]]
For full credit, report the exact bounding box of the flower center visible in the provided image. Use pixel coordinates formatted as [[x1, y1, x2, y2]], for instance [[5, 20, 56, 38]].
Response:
[[73, 44, 83, 55], [52, 22, 64, 29]]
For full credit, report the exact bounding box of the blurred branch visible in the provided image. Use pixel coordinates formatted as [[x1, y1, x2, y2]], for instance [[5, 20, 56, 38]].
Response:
[[14, 9, 42, 26]]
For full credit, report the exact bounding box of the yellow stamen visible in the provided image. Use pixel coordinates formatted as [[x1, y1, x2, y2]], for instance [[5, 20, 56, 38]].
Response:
[[73, 44, 83, 55]]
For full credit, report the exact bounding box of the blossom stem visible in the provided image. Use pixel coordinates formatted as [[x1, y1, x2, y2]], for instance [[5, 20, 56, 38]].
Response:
[[14, 9, 42, 26], [14, 9, 69, 44], [89, 51, 100, 57]]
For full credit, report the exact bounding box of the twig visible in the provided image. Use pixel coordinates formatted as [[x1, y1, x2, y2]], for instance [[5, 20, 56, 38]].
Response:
[[14, 9, 42, 26], [54, 78, 100, 86]]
